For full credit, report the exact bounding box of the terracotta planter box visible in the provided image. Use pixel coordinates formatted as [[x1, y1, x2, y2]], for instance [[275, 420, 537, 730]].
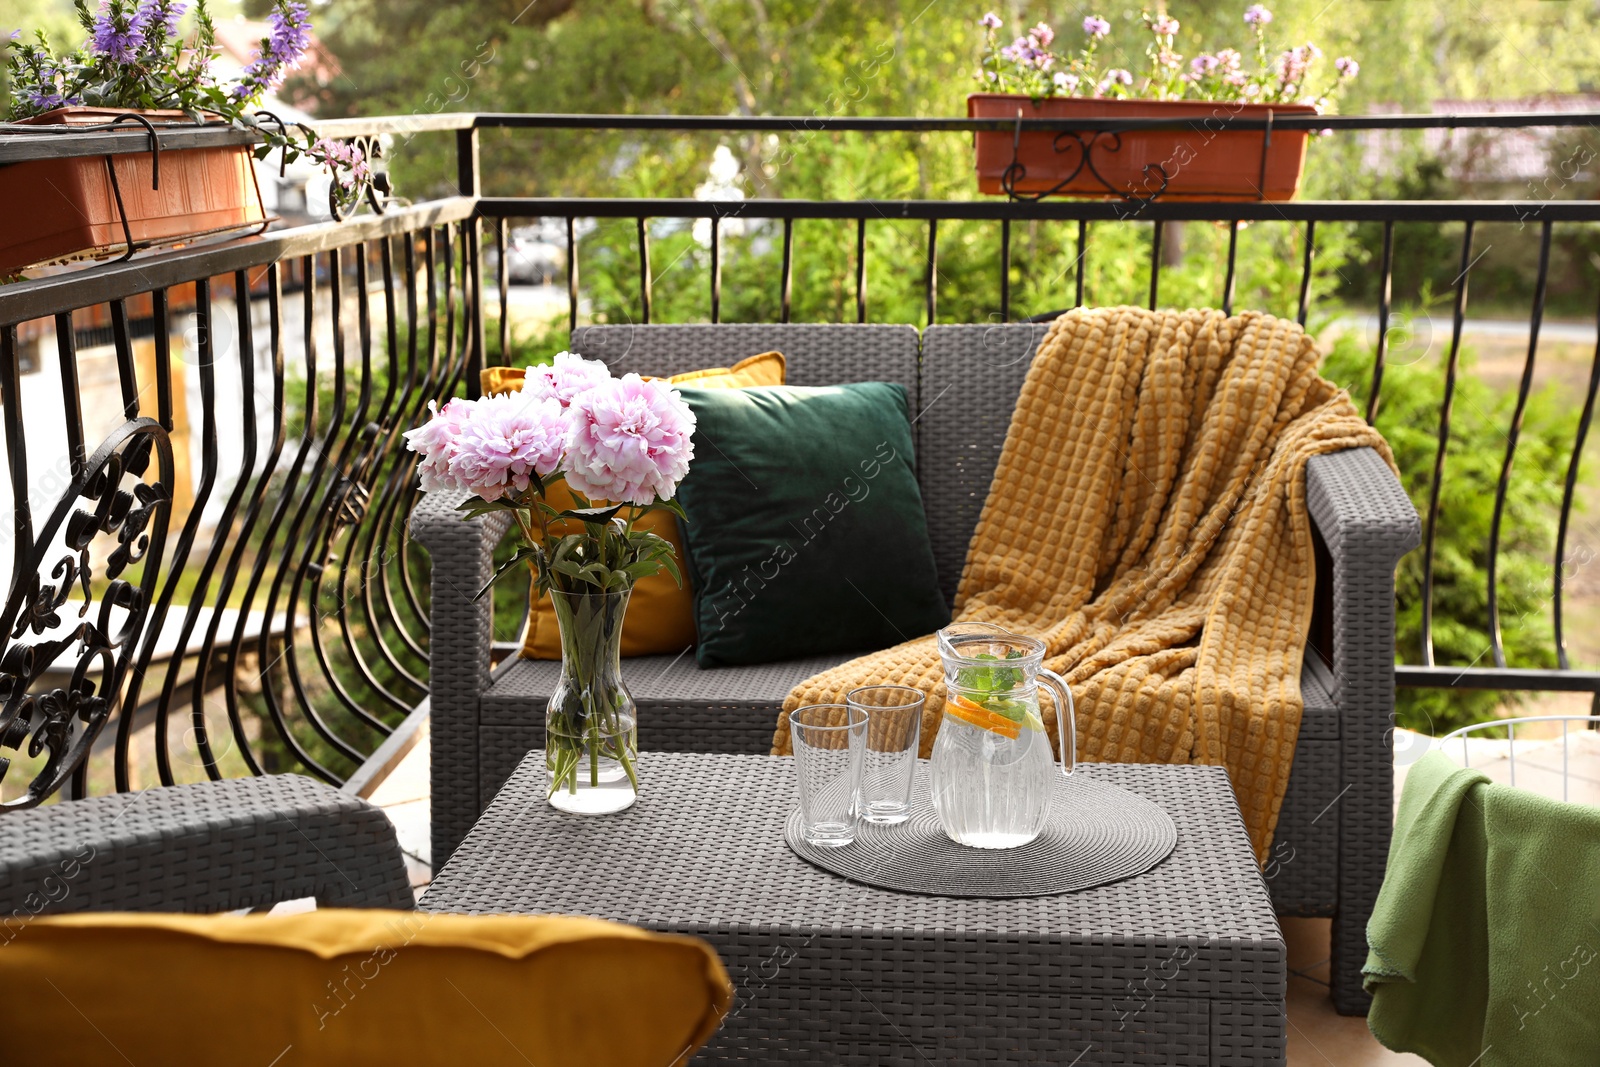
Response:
[[0, 108, 265, 276], [968, 93, 1318, 202]]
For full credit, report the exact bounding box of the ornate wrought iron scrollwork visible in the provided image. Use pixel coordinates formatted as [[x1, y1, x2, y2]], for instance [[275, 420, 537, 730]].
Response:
[[324, 134, 393, 223], [0, 419, 173, 808], [254, 111, 393, 224], [1000, 118, 1172, 205]]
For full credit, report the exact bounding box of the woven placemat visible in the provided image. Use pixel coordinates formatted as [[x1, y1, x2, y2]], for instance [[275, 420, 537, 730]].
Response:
[[784, 769, 1178, 897]]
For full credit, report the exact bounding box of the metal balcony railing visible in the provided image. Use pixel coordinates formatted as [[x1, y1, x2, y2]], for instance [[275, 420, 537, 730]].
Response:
[[1, 109, 1598, 806]]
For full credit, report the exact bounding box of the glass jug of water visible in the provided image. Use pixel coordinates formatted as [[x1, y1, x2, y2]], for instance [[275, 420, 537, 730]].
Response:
[[929, 622, 1076, 849]]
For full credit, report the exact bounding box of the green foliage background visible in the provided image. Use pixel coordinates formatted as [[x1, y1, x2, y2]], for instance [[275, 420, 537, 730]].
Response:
[[13, 0, 1600, 737]]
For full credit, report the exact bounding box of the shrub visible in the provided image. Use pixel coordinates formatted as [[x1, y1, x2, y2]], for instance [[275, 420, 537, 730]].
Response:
[[1320, 331, 1573, 733]]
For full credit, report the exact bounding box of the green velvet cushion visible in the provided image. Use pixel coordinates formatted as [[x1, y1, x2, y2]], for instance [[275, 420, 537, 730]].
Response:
[[675, 382, 951, 668]]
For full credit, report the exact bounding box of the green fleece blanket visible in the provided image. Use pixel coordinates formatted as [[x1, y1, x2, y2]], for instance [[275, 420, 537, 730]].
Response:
[[1364, 749, 1600, 1065]]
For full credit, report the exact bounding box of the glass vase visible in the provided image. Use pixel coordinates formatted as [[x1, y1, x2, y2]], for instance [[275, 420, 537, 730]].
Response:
[[545, 585, 639, 814]]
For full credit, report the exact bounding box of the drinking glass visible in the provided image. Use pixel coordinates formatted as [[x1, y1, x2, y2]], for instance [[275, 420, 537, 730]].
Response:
[[847, 685, 925, 825], [787, 704, 868, 847]]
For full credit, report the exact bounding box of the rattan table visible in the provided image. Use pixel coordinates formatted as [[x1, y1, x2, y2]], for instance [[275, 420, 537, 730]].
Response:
[[422, 752, 1286, 1065]]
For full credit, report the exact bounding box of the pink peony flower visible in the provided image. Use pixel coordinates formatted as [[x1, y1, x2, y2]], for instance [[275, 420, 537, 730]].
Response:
[[563, 375, 696, 506], [404, 397, 475, 492], [447, 391, 568, 502], [520, 351, 613, 409]]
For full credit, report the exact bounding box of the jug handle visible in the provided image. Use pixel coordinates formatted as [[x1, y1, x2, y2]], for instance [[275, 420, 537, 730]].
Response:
[[1038, 669, 1076, 777]]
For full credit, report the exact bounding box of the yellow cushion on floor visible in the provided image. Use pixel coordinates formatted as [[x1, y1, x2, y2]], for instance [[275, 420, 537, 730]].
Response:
[[4, 910, 731, 1067], [479, 352, 787, 659]]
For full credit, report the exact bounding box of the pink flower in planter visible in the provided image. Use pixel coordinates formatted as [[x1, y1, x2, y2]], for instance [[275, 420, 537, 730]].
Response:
[[1098, 68, 1134, 94], [522, 351, 614, 409], [1335, 56, 1360, 79], [563, 375, 696, 506], [1150, 15, 1180, 36], [1082, 15, 1111, 38], [447, 391, 568, 502], [979, 12, 1002, 30], [404, 397, 475, 492], [1030, 22, 1055, 47], [1244, 4, 1273, 25]]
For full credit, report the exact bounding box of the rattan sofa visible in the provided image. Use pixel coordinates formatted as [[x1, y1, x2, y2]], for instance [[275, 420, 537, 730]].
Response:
[[0, 774, 414, 918], [410, 322, 1421, 1014]]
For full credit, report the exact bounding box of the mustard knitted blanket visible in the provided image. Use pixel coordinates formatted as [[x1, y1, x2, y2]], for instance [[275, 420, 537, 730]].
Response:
[[773, 306, 1393, 860]]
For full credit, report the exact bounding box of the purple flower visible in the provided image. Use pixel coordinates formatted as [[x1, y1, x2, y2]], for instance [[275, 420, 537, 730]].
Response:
[[1216, 47, 1243, 69], [521, 351, 615, 410], [134, 0, 185, 49], [1082, 15, 1111, 38], [1030, 22, 1055, 47], [1151, 15, 1179, 36], [564, 376, 696, 506], [979, 12, 1002, 30], [1053, 71, 1079, 91], [1335, 56, 1359, 78], [234, 0, 311, 102], [90, 2, 145, 63], [1191, 53, 1221, 75], [1244, 4, 1273, 25]]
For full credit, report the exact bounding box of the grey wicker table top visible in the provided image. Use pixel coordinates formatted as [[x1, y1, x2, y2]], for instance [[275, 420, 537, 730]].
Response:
[[426, 753, 1285, 1063], [424, 753, 1281, 988]]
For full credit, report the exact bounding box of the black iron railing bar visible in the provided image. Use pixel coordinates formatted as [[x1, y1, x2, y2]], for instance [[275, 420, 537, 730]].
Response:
[[0, 198, 476, 327], [1554, 289, 1600, 671], [476, 197, 1600, 225], [207, 262, 285, 779], [1485, 220, 1554, 668], [780, 218, 794, 323], [241, 251, 342, 783], [1365, 221, 1395, 422], [123, 276, 217, 788], [175, 268, 263, 781], [1419, 222, 1475, 668], [1221, 220, 1239, 317], [1295, 221, 1316, 327]]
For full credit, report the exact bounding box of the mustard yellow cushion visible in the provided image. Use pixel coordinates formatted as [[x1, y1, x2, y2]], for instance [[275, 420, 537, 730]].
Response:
[[480, 350, 786, 396], [477, 352, 787, 659], [3, 910, 731, 1067]]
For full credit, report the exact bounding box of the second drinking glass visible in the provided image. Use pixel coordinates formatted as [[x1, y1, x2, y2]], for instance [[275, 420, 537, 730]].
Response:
[[847, 685, 926, 825]]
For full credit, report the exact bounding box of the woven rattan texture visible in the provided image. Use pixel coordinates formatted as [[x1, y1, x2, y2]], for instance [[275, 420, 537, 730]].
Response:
[[0, 775, 413, 915], [571, 323, 921, 418], [410, 485, 513, 867], [1304, 448, 1420, 1012], [417, 322, 1419, 1012], [424, 753, 1284, 1065], [784, 767, 1176, 897], [785, 309, 1392, 866], [919, 324, 1052, 607]]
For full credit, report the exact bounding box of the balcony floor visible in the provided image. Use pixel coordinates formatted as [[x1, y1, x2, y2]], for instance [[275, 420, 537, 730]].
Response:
[[366, 723, 1600, 1065]]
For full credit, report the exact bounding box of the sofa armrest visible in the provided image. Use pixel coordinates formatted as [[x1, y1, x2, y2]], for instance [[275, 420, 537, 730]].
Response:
[[0, 776, 413, 922], [408, 487, 514, 867], [1304, 446, 1421, 714], [408, 487, 515, 700], [1303, 445, 1420, 1014]]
